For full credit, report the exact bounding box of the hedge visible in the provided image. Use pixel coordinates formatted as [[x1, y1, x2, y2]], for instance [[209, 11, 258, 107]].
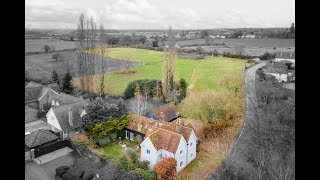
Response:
[[56, 166, 69, 178]]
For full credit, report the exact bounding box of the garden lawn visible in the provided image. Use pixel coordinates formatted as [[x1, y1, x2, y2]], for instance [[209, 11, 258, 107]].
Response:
[[103, 48, 247, 95], [96, 141, 122, 161]]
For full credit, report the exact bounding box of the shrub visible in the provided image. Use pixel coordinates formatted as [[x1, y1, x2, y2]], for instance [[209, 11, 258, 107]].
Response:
[[56, 166, 69, 178], [138, 161, 150, 170], [109, 132, 118, 141], [82, 173, 94, 180], [71, 134, 89, 147], [259, 52, 275, 60], [132, 168, 157, 180], [196, 47, 205, 54], [118, 130, 126, 140], [124, 79, 162, 99], [153, 158, 177, 180], [202, 122, 230, 139], [96, 137, 111, 147]]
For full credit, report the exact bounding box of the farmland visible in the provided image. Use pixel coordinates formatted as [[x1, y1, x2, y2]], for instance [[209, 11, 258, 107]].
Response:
[[99, 48, 247, 95], [25, 39, 77, 53], [25, 51, 142, 84], [177, 38, 295, 56]]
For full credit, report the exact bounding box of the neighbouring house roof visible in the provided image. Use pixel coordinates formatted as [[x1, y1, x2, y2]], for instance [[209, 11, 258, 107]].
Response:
[[152, 102, 180, 122], [264, 65, 288, 74], [51, 101, 86, 131], [46, 83, 61, 93], [25, 82, 60, 103], [275, 52, 295, 59], [25, 81, 43, 88], [127, 114, 194, 142], [25, 86, 44, 102], [25, 129, 59, 148], [148, 128, 182, 154], [25, 106, 38, 123], [53, 92, 83, 106]]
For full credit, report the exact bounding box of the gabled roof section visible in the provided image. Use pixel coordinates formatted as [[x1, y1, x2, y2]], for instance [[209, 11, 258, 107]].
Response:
[[152, 102, 179, 122], [25, 86, 44, 102], [51, 101, 86, 131], [148, 128, 182, 154], [53, 92, 83, 106], [25, 81, 44, 88], [127, 114, 194, 142], [25, 129, 59, 148]]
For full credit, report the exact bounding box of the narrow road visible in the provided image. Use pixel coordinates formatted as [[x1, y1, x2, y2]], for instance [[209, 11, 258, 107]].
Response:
[[233, 62, 266, 147]]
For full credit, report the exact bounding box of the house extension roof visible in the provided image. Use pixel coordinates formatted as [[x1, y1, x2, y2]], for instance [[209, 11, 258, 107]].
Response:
[[127, 114, 193, 142], [149, 128, 182, 154], [25, 129, 59, 148], [51, 101, 86, 131], [152, 102, 179, 122]]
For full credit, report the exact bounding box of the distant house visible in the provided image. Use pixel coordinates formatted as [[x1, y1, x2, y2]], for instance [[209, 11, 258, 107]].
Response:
[[174, 42, 181, 49], [264, 65, 288, 82], [244, 34, 256, 38], [274, 52, 295, 64], [147, 102, 180, 122], [46, 94, 87, 139], [125, 115, 197, 172], [25, 82, 60, 110]]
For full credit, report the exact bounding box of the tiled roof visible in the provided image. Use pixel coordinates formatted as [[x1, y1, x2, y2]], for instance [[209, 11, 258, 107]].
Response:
[[149, 128, 182, 154], [53, 93, 82, 106], [25, 81, 43, 88], [46, 83, 61, 93], [52, 101, 86, 131], [127, 115, 194, 148], [25, 86, 44, 102], [25, 129, 59, 148], [152, 102, 179, 122]]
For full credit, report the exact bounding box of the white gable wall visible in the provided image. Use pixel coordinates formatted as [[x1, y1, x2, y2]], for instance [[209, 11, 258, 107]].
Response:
[[46, 109, 62, 132], [187, 131, 197, 164], [174, 138, 188, 172], [140, 138, 158, 168]]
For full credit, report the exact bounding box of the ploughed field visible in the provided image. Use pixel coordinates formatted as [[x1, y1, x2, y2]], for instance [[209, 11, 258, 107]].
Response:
[[100, 48, 247, 95], [176, 38, 295, 56]]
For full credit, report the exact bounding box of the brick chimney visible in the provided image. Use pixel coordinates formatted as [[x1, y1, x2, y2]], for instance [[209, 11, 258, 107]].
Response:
[[68, 107, 73, 127]]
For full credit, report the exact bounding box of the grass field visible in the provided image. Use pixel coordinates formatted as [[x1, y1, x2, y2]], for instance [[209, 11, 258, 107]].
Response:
[[102, 48, 247, 95], [25, 39, 77, 53]]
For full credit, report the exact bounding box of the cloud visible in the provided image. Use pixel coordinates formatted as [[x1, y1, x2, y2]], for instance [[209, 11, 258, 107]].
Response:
[[25, 0, 293, 29]]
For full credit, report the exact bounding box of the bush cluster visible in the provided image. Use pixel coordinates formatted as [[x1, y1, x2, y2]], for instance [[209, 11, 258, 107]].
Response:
[[119, 150, 157, 180], [124, 79, 162, 99], [222, 52, 253, 59]]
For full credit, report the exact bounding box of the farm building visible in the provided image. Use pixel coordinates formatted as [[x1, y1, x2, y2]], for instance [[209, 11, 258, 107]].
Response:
[[147, 102, 180, 122], [264, 65, 288, 82], [124, 115, 197, 172], [274, 52, 295, 64]]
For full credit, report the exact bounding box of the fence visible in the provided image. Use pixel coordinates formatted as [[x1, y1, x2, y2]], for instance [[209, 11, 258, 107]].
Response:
[[34, 140, 72, 158]]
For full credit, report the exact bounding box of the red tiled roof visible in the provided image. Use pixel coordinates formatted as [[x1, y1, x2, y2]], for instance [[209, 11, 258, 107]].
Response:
[[149, 128, 182, 154]]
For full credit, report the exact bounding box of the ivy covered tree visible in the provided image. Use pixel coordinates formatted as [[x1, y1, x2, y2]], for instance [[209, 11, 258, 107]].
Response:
[[51, 70, 60, 85], [62, 72, 73, 94], [153, 158, 177, 180], [82, 98, 128, 130]]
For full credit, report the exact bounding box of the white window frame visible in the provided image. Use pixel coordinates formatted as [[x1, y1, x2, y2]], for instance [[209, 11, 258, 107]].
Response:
[[180, 150, 183, 155], [180, 161, 183, 167], [190, 142, 193, 147], [190, 152, 193, 158], [147, 150, 150, 154]]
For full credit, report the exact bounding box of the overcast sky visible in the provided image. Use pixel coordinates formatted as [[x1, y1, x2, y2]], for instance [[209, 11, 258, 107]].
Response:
[[25, 0, 295, 29]]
